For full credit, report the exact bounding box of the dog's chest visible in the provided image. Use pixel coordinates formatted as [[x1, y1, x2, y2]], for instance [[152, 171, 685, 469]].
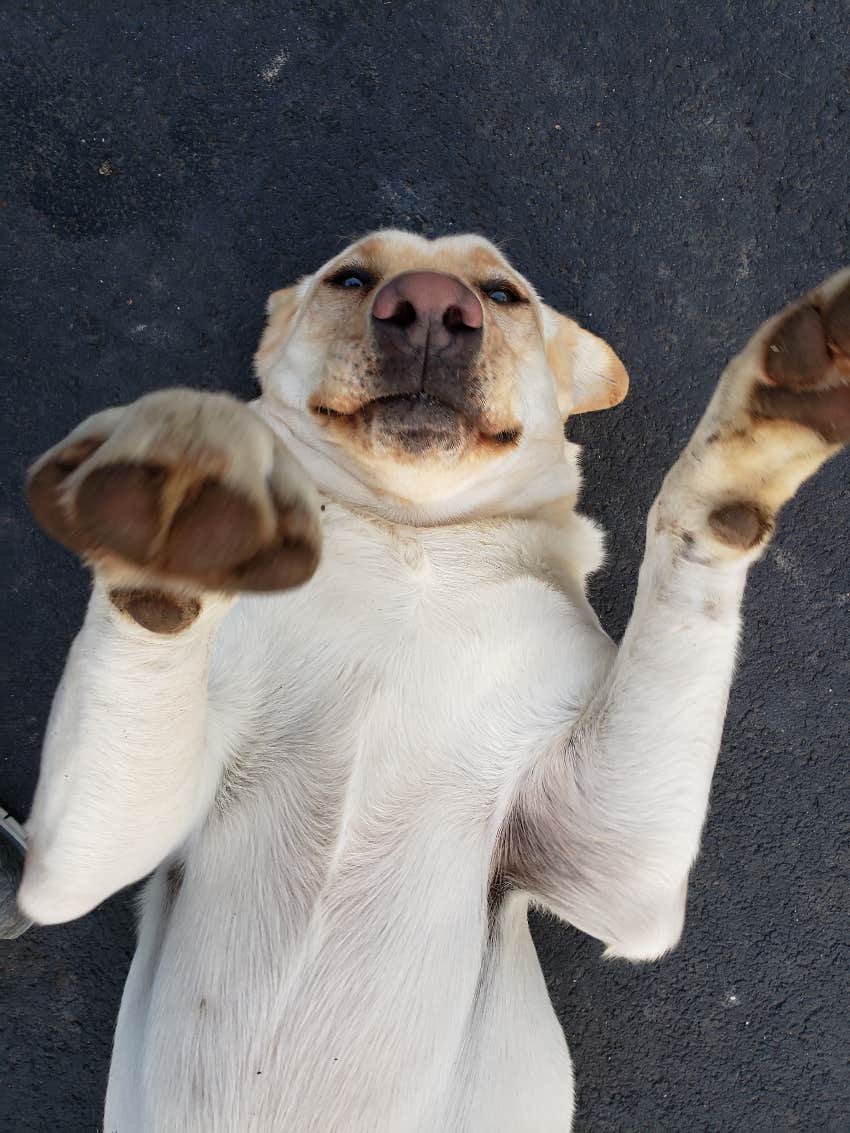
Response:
[[212, 503, 599, 813]]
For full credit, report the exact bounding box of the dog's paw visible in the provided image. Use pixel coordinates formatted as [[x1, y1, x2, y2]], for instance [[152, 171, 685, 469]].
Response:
[[661, 269, 850, 556], [27, 390, 321, 594], [753, 270, 850, 442]]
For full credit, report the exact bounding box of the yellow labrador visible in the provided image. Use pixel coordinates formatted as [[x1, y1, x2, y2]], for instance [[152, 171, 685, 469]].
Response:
[[18, 231, 850, 1131]]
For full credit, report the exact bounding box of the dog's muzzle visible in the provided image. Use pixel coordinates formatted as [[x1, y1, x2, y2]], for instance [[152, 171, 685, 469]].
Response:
[[369, 272, 484, 411]]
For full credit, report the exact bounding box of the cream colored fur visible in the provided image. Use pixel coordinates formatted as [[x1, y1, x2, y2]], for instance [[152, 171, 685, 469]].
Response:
[[17, 233, 848, 1132]]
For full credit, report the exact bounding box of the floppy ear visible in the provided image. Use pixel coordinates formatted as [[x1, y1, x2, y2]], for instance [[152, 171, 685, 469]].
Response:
[[254, 284, 304, 384], [542, 305, 629, 417]]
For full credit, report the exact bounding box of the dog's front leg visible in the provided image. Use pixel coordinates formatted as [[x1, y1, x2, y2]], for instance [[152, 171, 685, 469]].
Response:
[[19, 580, 233, 925], [18, 390, 321, 925], [501, 270, 850, 960]]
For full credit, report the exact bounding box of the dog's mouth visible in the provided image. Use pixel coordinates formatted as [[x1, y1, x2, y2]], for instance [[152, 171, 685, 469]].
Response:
[[314, 393, 520, 452]]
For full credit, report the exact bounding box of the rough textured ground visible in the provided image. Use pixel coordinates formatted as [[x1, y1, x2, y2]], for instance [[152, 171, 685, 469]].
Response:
[[1, 2, 848, 1130]]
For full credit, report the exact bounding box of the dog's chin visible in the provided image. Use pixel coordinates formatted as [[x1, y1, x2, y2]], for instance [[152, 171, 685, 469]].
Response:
[[357, 394, 471, 456], [312, 390, 523, 466]]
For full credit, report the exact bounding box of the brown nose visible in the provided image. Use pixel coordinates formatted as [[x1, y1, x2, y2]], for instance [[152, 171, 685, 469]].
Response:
[[371, 272, 483, 355]]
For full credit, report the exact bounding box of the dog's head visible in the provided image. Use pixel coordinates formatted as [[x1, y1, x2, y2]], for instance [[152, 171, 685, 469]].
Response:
[[256, 231, 627, 521]]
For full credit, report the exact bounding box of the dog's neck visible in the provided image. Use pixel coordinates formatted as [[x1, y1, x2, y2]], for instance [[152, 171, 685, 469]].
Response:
[[257, 395, 586, 530]]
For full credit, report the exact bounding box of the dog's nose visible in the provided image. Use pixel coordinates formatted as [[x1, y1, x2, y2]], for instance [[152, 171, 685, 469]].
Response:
[[371, 272, 483, 354]]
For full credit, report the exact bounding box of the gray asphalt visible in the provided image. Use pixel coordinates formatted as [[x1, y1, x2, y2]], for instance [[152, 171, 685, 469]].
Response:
[[1, 2, 848, 1129]]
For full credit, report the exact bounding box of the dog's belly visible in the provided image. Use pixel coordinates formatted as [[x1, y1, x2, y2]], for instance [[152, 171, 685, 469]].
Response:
[[105, 506, 608, 1131], [110, 858, 574, 1133]]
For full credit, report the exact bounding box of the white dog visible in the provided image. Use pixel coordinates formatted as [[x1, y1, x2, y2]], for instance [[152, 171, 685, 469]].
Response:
[[17, 231, 849, 1132]]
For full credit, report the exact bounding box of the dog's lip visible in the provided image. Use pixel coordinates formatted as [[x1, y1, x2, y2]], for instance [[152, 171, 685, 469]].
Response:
[[312, 394, 521, 444], [315, 391, 447, 417]]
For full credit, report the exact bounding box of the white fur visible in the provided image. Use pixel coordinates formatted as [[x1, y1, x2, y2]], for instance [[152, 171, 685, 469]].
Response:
[[18, 237, 844, 1132]]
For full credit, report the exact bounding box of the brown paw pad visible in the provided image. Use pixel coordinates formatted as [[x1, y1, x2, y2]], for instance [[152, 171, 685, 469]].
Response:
[[76, 463, 166, 563], [232, 531, 320, 592], [156, 483, 319, 590], [29, 440, 321, 593], [752, 384, 850, 445], [109, 588, 201, 634], [160, 480, 265, 575], [763, 304, 831, 389], [708, 503, 773, 550], [26, 437, 107, 551]]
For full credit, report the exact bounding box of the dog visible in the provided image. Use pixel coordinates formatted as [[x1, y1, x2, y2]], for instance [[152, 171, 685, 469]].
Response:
[[17, 230, 849, 1131]]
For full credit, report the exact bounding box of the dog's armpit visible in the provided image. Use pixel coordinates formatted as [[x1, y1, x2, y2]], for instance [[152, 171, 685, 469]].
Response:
[[164, 860, 185, 912], [109, 588, 201, 634]]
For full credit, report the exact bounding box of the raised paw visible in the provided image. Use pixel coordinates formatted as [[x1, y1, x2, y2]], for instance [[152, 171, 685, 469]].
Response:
[[661, 269, 850, 556], [27, 390, 321, 593]]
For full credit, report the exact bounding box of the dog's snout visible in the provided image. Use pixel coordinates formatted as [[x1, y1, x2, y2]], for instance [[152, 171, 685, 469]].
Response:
[[371, 273, 483, 353]]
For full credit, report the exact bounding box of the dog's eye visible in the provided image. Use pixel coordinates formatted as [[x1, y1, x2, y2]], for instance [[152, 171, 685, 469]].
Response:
[[483, 283, 523, 305], [326, 268, 375, 291]]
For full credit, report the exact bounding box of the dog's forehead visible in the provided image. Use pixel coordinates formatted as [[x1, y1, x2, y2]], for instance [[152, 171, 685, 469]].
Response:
[[327, 230, 518, 280]]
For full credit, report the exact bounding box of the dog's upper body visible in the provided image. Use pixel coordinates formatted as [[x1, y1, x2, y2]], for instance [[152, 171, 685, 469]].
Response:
[[103, 502, 609, 1133], [17, 231, 850, 1132]]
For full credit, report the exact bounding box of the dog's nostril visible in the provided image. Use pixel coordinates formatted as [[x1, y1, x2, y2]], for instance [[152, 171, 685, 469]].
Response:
[[443, 305, 466, 332], [378, 300, 416, 330], [444, 304, 483, 334]]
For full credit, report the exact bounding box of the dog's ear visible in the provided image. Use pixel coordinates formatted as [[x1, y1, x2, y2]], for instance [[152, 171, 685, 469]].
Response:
[[254, 284, 304, 384], [542, 305, 629, 416]]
